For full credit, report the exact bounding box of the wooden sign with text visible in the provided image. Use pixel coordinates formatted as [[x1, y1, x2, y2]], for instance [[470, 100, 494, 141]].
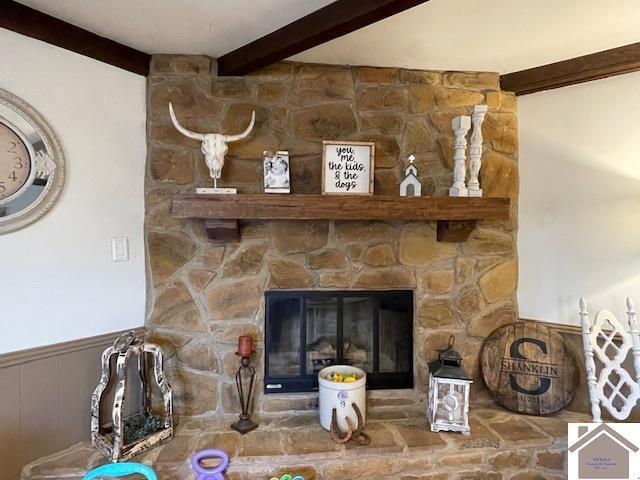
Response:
[[321, 141, 375, 195], [481, 322, 578, 415]]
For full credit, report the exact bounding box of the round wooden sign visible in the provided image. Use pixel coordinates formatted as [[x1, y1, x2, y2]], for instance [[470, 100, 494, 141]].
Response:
[[481, 322, 578, 415]]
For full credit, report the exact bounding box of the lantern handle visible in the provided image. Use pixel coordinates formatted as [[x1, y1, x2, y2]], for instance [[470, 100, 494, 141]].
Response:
[[448, 335, 455, 349], [113, 330, 137, 352]]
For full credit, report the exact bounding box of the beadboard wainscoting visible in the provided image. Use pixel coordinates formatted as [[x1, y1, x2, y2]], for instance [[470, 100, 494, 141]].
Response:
[[0, 327, 143, 480]]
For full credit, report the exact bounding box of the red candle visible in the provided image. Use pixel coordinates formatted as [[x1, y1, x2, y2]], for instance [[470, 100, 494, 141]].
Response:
[[237, 335, 253, 357]]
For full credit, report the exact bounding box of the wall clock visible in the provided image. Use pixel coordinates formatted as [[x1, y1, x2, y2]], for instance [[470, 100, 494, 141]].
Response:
[[0, 88, 65, 234]]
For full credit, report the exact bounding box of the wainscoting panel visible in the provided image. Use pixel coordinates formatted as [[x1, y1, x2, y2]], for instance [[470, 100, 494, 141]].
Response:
[[0, 367, 21, 480], [0, 328, 143, 480]]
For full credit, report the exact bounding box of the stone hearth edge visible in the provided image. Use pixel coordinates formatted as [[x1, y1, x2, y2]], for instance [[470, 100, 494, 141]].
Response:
[[22, 406, 586, 479]]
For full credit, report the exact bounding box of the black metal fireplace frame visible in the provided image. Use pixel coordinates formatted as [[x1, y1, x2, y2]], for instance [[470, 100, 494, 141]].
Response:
[[264, 290, 414, 394]]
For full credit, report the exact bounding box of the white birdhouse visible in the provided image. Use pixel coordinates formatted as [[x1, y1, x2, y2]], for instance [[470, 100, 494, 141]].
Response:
[[400, 154, 422, 196], [428, 336, 472, 435]]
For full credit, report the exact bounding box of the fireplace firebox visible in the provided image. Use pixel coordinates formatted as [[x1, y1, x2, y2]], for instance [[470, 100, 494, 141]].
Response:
[[264, 290, 413, 393]]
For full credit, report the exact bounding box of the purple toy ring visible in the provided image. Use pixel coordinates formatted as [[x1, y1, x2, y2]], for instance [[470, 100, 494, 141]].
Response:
[[191, 449, 229, 480]]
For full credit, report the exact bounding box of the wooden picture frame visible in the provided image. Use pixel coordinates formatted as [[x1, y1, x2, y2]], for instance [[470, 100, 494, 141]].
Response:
[[321, 140, 375, 195]]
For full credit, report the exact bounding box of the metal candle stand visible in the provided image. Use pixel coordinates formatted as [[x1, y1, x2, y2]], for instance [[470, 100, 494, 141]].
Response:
[[231, 335, 258, 434]]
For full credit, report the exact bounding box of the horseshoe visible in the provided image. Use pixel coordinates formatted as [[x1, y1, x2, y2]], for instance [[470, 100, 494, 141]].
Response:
[[350, 403, 371, 446], [330, 407, 354, 443], [329, 403, 371, 445], [352, 431, 371, 445]]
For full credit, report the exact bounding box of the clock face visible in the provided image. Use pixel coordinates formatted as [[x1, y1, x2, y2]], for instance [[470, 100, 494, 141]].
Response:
[[0, 87, 65, 234], [0, 121, 32, 202]]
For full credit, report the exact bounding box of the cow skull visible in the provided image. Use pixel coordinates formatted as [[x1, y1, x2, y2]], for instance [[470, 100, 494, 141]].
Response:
[[169, 103, 255, 187]]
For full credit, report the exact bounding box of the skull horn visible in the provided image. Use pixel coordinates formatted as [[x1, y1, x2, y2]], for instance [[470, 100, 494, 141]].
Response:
[[168, 103, 205, 141], [223, 111, 256, 142]]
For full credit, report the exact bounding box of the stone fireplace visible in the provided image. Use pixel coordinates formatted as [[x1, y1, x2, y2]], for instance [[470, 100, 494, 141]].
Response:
[[145, 55, 519, 419]]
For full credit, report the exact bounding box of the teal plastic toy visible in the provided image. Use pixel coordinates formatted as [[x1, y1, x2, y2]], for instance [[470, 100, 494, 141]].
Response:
[[82, 462, 157, 480]]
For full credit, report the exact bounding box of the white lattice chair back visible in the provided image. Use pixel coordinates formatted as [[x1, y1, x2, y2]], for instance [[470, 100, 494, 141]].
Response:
[[580, 297, 640, 422]]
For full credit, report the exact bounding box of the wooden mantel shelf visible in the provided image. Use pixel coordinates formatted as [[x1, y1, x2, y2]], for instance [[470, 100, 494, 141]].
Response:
[[170, 194, 511, 243]]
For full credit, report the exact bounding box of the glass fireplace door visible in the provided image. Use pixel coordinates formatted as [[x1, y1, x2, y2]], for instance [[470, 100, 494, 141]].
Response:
[[265, 295, 302, 377], [343, 297, 374, 372], [305, 296, 338, 375], [265, 290, 413, 393]]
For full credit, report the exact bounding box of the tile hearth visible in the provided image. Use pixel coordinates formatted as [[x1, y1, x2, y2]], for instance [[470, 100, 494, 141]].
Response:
[[22, 407, 588, 480]]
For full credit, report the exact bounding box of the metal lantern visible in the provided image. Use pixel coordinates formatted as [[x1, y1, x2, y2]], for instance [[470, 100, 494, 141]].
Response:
[[427, 336, 472, 435], [91, 331, 173, 461]]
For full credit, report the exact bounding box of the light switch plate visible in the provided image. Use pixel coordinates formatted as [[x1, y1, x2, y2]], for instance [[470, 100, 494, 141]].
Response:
[[111, 236, 129, 262]]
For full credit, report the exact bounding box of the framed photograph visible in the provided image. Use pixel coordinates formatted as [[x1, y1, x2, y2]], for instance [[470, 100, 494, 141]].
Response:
[[321, 141, 375, 195], [263, 150, 290, 193]]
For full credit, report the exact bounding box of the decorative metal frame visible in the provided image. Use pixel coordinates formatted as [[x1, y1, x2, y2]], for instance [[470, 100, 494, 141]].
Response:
[[0, 88, 65, 234], [580, 297, 640, 422], [91, 331, 173, 461]]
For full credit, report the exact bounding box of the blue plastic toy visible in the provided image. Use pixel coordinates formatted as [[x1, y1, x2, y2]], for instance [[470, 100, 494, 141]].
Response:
[[82, 462, 157, 480], [191, 449, 229, 480]]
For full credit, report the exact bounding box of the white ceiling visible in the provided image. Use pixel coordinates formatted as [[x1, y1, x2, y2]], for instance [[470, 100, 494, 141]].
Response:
[[15, 0, 334, 57], [16, 0, 640, 74], [293, 0, 640, 73]]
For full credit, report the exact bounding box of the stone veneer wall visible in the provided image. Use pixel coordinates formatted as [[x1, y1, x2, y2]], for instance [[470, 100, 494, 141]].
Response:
[[145, 55, 519, 418]]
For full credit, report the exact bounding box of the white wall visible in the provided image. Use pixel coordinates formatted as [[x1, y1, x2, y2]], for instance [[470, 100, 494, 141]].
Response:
[[0, 29, 147, 353], [518, 71, 640, 325]]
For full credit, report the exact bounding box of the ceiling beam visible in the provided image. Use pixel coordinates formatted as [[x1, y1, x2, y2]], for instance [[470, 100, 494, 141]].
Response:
[[1, 1, 151, 76], [218, 0, 430, 76], [500, 42, 640, 96]]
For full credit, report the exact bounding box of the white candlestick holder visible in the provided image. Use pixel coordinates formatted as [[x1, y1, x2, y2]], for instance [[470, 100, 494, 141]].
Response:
[[468, 105, 487, 197], [449, 116, 471, 197]]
